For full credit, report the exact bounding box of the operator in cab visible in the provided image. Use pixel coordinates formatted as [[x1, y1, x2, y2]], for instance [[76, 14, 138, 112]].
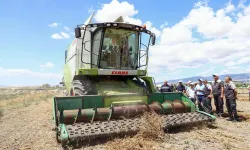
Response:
[[160, 80, 172, 92]]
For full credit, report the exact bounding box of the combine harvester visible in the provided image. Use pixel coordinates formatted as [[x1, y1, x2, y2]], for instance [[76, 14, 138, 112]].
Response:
[[53, 13, 216, 146]]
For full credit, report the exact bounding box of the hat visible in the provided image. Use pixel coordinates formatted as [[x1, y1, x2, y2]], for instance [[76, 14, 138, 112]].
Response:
[[190, 82, 195, 85], [178, 80, 182, 83], [198, 79, 203, 81], [187, 80, 192, 83], [212, 73, 218, 77]]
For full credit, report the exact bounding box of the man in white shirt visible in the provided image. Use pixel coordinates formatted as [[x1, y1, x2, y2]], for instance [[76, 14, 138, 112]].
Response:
[[195, 79, 205, 111], [186, 82, 196, 104], [184, 81, 192, 94]]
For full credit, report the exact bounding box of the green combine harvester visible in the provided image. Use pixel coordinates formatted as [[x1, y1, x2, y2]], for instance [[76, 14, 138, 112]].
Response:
[[53, 14, 216, 146]]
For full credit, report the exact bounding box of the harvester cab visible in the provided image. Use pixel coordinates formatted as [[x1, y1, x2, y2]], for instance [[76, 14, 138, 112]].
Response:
[[61, 14, 157, 96], [53, 14, 216, 147]]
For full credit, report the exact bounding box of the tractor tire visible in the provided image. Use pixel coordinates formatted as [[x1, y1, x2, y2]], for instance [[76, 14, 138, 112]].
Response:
[[72, 80, 96, 96]]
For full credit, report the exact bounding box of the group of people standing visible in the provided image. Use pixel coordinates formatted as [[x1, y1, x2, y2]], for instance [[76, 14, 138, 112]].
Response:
[[160, 74, 240, 122]]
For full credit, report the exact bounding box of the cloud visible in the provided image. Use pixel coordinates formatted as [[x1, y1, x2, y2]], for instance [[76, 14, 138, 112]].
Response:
[[48, 22, 59, 28], [225, 0, 235, 13], [227, 66, 240, 70], [51, 32, 70, 39], [60, 32, 70, 39], [220, 69, 229, 75], [160, 23, 193, 45], [199, 67, 216, 76], [0, 67, 62, 86], [94, 0, 140, 25], [51, 34, 64, 39], [238, 0, 247, 9], [63, 26, 70, 32], [144, 21, 161, 38], [93, 0, 161, 37], [147, 1, 250, 82], [40, 62, 54, 68], [182, 3, 235, 38], [49, 23, 71, 39], [246, 66, 250, 73], [160, 22, 168, 29]]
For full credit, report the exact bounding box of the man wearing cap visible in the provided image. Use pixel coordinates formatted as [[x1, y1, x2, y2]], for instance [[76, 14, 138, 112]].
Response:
[[160, 80, 172, 92], [195, 79, 206, 111], [176, 80, 186, 92], [211, 74, 224, 117]]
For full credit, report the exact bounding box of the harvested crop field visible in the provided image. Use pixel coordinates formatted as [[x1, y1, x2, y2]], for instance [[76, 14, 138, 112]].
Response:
[[0, 88, 250, 150]]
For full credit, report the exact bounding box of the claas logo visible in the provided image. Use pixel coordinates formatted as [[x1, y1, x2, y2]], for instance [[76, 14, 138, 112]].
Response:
[[111, 71, 128, 75]]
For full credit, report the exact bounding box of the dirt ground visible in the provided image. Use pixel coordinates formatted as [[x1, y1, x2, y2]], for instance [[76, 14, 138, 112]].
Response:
[[0, 88, 250, 150]]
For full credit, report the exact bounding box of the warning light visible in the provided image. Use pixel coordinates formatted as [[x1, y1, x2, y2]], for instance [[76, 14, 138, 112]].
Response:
[[143, 24, 146, 29]]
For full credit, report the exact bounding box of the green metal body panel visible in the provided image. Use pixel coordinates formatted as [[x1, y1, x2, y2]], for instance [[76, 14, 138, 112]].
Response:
[[63, 63, 73, 92], [77, 68, 98, 75], [54, 96, 104, 110], [197, 110, 216, 120], [148, 92, 195, 111], [104, 95, 148, 107], [137, 70, 147, 76], [141, 76, 156, 93], [60, 124, 69, 143], [63, 67, 148, 94], [96, 79, 144, 95]]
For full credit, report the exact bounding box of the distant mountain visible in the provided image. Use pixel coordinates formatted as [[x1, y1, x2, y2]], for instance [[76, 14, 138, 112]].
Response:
[[156, 73, 250, 85]]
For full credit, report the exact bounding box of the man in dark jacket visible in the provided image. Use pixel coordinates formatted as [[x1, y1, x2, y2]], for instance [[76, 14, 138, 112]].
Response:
[[160, 80, 172, 92], [211, 74, 224, 117], [224, 76, 239, 122], [203, 79, 213, 114], [176, 80, 186, 92]]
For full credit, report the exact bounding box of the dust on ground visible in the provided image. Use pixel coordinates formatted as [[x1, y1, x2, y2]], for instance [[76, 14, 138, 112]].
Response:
[[0, 88, 250, 150]]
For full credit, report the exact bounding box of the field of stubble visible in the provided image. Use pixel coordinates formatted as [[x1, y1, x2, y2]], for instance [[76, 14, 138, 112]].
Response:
[[0, 87, 250, 150]]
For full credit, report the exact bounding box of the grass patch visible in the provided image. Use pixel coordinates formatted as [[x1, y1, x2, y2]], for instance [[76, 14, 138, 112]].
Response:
[[0, 91, 57, 110], [0, 93, 25, 101]]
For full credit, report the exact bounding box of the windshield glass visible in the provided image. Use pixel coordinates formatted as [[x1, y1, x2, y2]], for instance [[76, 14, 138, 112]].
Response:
[[100, 28, 139, 69]]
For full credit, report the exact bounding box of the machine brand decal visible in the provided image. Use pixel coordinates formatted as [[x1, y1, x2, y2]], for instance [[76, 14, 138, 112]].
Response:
[[111, 71, 128, 75]]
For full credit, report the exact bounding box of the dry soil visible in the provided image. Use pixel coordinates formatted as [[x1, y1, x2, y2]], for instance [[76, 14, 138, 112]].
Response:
[[0, 88, 250, 150]]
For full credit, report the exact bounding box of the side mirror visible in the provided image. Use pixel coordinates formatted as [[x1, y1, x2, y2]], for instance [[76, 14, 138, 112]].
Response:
[[151, 34, 156, 45], [74, 27, 81, 38]]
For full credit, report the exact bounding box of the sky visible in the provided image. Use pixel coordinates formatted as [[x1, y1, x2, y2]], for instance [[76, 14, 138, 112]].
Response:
[[0, 0, 250, 86]]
